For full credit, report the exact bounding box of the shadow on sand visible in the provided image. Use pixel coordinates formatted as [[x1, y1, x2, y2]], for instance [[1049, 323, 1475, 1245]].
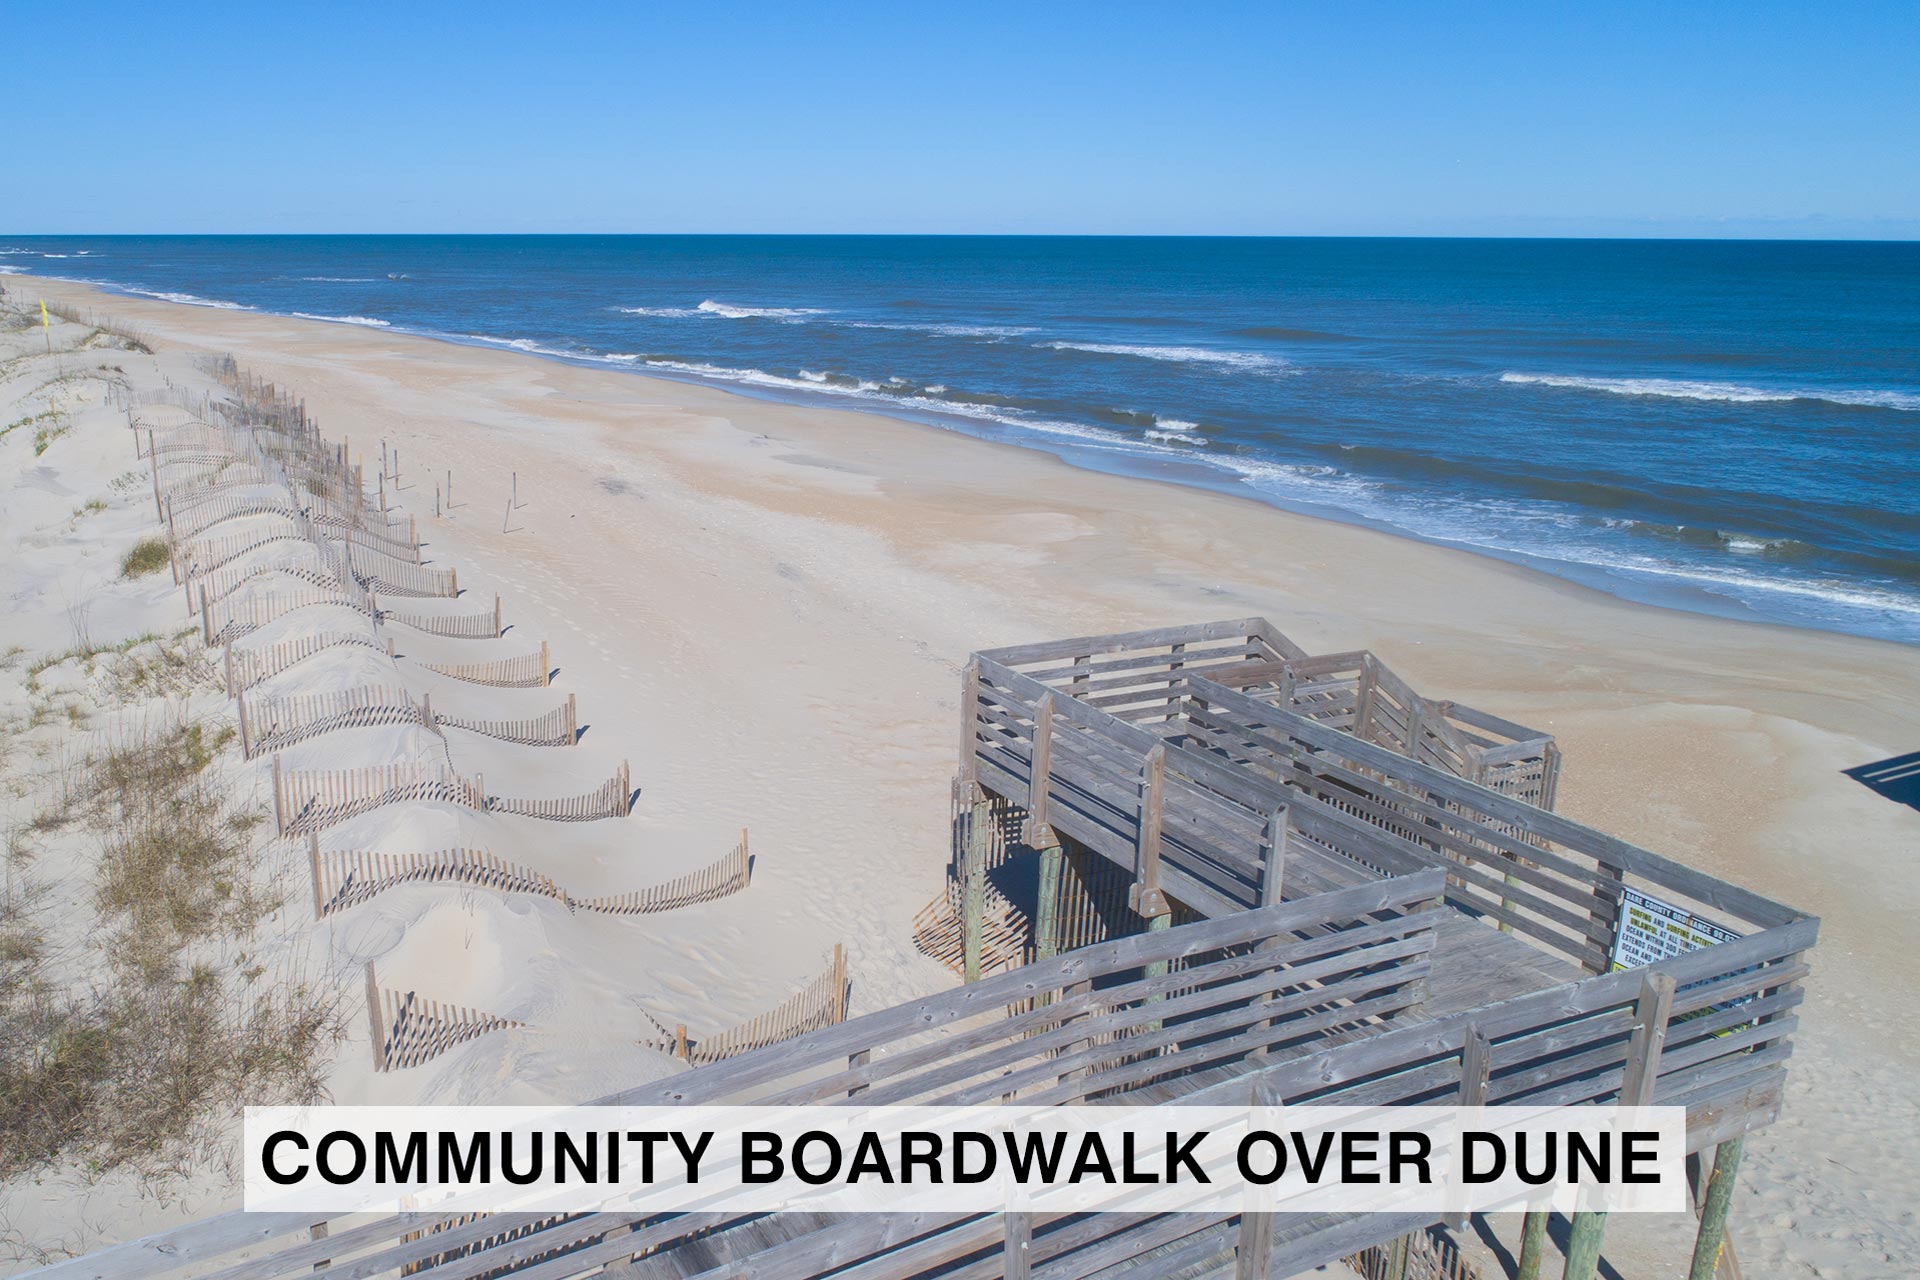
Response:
[[1844, 751, 1920, 812]]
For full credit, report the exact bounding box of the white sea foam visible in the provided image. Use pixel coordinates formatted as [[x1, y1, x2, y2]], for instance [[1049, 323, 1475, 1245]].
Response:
[[615, 305, 704, 318], [0, 265, 21, 275], [1501, 372, 1920, 412], [291, 312, 391, 328], [1038, 341, 1288, 372], [1144, 418, 1210, 445], [299, 276, 384, 283], [695, 300, 827, 321], [846, 320, 1037, 339], [120, 287, 253, 310]]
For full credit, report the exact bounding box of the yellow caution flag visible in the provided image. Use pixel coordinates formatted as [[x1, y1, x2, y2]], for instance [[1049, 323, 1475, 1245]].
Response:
[[40, 299, 49, 330]]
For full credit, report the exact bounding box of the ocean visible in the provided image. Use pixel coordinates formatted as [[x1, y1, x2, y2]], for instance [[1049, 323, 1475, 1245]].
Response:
[[5, 235, 1916, 643]]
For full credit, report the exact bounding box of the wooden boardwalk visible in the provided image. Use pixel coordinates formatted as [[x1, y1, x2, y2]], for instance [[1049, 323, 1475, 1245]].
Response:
[[27, 617, 1816, 1280]]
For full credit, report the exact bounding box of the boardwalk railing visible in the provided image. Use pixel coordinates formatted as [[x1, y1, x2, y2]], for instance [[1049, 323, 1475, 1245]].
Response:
[[962, 644, 1801, 973], [29, 864, 1807, 1280], [980, 618, 1560, 808]]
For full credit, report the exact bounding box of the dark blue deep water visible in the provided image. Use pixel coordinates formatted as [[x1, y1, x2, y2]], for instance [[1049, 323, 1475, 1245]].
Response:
[[7, 235, 1917, 642]]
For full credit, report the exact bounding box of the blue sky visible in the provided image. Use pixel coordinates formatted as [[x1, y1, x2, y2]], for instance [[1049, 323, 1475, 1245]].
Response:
[[9, 2, 1918, 236]]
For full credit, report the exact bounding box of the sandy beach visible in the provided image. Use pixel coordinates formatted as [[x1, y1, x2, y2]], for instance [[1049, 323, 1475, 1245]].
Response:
[[3, 275, 1917, 1278]]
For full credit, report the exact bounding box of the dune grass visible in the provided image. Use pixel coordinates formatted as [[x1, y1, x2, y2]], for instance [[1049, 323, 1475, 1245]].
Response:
[[0, 716, 342, 1182], [120, 536, 170, 578]]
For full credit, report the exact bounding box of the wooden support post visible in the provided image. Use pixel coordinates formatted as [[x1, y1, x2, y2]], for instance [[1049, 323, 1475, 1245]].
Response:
[[1025, 691, 1055, 844], [1034, 842, 1063, 963], [199, 586, 212, 645], [1517, 1211, 1549, 1280], [1004, 1213, 1032, 1280], [1140, 910, 1173, 1033], [1259, 805, 1288, 906], [236, 690, 252, 757], [492, 595, 501, 636], [1355, 653, 1379, 745], [1129, 744, 1170, 918], [1445, 1024, 1493, 1229], [962, 799, 992, 984], [673, 1024, 689, 1061], [1562, 972, 1675, 1280], [1688, 1138, 1745, 1280], [1235, 1075, 1281, 1278], [272, 755, 285, 835], [1383, 1234, 1411, 1280], [956, 658, 983, 801]]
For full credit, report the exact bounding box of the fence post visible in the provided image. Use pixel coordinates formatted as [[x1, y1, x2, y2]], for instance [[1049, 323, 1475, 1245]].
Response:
[[365, 964, 386, 1071], [309, 831, 325, 919], [271, 755, 285, 834]]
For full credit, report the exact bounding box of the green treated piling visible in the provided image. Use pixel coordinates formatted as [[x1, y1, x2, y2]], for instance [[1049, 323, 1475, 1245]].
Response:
[[1688, 1138, 1745, 1280]]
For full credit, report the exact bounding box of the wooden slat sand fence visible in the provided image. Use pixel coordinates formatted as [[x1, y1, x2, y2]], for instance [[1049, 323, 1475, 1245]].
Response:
[[640, 945, 849, 1066], [225, 629, 385, 694], [412, 641, 551, 688], [189, 554, 345, 612], [201, 582, 364, 646], [310, 831, 750, 919], [487, 760, 632, 821], [382, 595, 502, 639], [272, 758, 487, 835], [433, 691, 578, 747], [167, 492, 293, 541], [911, 875, 1028, 978], [345, 539, 456, 597], [311, 840, 569, 917], [240, 684, 429, 757], [364, 963, 523, 1073], [176, 521, 304, 584], [570, 831, 752, 914], [154, 457, 272, 504], [1348, 1229, 1480, 1280]]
